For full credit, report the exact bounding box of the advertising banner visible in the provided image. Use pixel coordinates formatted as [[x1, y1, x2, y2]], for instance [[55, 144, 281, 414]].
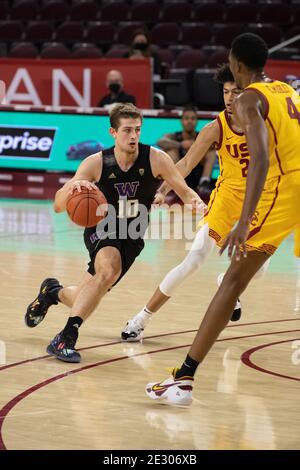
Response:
[[0, 109, 211, 173], [0, 125, 57, 159], [0, 58, 152, 108]]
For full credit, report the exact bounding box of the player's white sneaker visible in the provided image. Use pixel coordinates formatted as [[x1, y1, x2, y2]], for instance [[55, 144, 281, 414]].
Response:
[[121, 318, 144, 342], [146, 370, 193, 406]]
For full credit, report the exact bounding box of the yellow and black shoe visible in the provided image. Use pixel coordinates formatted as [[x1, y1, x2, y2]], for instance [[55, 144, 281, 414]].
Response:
[[25, 278, 63, 328]]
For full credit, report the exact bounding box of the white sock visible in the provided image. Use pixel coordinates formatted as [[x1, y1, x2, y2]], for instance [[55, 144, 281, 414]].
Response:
[[134, 307, 153, 328]]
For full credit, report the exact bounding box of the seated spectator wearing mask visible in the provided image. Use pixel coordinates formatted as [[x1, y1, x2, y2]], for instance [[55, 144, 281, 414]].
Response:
[[97, 70, 136, 108], [125, 29, 162, 77]]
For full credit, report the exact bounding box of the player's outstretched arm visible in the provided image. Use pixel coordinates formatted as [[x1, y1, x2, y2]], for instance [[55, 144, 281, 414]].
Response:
[[53, 153, 102, 213]]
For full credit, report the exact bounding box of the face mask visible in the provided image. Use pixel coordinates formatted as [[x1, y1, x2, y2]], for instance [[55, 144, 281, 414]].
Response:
[[133, 42, 148, 51], [109, 82, 121, 94]]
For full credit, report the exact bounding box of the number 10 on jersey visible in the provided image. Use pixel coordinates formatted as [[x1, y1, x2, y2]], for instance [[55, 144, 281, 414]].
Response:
[[118, 198, 139, 218]]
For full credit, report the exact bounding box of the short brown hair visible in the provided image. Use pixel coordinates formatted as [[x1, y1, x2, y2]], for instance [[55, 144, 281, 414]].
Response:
[[109, 103, 143, 129]]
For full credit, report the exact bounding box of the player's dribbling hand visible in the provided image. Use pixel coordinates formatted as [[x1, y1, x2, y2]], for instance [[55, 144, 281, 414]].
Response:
[[219, 221, 250, 260], [69, 180, 98, 195]]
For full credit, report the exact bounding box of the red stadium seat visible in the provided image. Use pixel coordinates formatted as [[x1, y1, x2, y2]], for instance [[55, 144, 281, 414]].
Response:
[[72, 43, 103, 58], [0, 1, 9, 20], [40, 42, 71, 58], [131, 2, 160, 22], [214, 24, 244, 47], [246, 24, 282, 47], [225, 3, 257, 24], [26, 21, 54, 43], [106, 46, 129, 58], [157, 48, 175, 66], [86, 22, 115, 46], [70, 1, 99, 22], [181, 24, 211, 47], [100, 2, 131, 22], [206, 48, 229, 68], [259, 4, 291, 26], [0, 21, 24, 43], [175, 49, 206, 69], [9, 41, 39, 58], [117, 22, 143, 45], [194, 3, 224, 23], [55, 22, 84, 44], [10, 0, 39, 21], [40, 1, 69, 22], [151, 23, 180, 47], [161, 3, 192, 22]]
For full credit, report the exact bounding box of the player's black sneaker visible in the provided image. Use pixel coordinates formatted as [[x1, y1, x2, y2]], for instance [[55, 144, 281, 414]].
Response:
[[230, 298, 242, 322], [25, 278, 62, 328], [46, 331, 81, 363]]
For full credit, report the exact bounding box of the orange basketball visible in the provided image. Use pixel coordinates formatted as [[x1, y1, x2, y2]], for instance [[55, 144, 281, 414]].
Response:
[[66, 187, 107, 228]]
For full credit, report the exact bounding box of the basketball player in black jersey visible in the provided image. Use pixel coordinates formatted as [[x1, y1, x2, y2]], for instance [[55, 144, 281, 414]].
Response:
[[24, 103, 203, 363]]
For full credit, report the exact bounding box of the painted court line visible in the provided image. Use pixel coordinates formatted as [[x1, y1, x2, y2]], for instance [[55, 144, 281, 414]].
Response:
[[1, 327, 300, 450]]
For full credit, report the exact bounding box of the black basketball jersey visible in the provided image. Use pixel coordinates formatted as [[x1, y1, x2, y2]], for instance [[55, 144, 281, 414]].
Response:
[[84, 143, 161, 244]]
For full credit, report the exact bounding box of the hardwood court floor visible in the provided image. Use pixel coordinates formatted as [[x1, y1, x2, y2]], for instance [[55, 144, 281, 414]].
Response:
[[0, 199, 299, 450]]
